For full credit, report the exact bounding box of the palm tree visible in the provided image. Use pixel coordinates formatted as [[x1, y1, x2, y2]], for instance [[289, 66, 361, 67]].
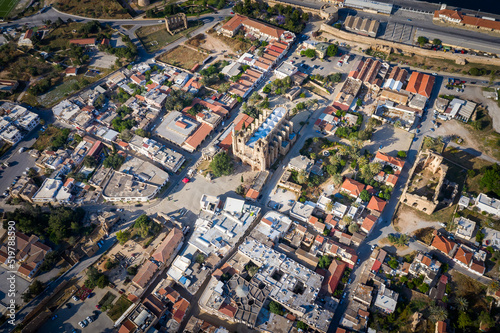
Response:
[[429, 305, 447, 322], [331, 174, 343, 186], [456, 296, 468, 312]]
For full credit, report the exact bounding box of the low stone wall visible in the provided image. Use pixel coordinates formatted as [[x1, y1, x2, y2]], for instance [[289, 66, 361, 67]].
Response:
[[320, 23, 500, 66]]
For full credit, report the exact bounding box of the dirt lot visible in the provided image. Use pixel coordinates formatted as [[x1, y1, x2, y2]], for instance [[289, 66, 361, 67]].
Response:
[[434, 118, 500, 161], [157, 45, 208, 70], [206, 29, 252, 54], [393, 204, 455, 233]]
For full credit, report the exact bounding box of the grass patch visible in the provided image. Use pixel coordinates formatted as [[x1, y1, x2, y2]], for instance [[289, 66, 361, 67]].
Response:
[[31, 126, 66, 151], [39, 22, 114, 52], [107, 295, 133, 321], [98, 291, 117, 308], [0, 0, 19, 19], [461, 110, 500, 161], [395, 204, 457, 225], [442, 146, 494, 196], [34, 70, 111, 108], [157, 45, 207, 70], [0, 142, 12, 158], [387, 52, 500, 77], [136, 21, 202, 53], [54, 0, 130, 19]]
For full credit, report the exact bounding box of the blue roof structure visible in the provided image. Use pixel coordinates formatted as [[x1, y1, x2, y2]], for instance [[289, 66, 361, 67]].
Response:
[[246, 106, 287, 148]]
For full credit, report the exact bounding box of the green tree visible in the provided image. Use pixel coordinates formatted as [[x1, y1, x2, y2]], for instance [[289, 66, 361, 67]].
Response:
[[318, 255, 332, 269], [429, 305, 447, 322], [417, 36, 428, 46], [388, 258, 399, 269], [103, 153, 124, 170], [432, 38, 442, 45], [326, 44, 338, 57], [296, 321, 309, 330], [83, 155, 97, 168], [195, 254, 205, 264], [127, 265, 138, 275], [301, 49, 316, 58], [418, 283, 430, 294], [457, 312, 472, 329], [359, 189, 370, 202], [269, 300, 283, 315], [456, 296, 468, 312], [348, 223, 359, 234], [210, 152, 233, 177], [397, 151, 407, 158], [116, 230, 130, 245], [480, 164, 500, 196], [134, 215, 152, 238]]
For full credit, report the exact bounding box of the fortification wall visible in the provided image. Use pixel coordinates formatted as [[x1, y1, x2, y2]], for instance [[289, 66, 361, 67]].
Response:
[[320, 23, 500, 66]]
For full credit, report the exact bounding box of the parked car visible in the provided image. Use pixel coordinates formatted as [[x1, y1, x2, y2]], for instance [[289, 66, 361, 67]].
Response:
[[86, 316, 93, 323], [72, 296, 79, 301]]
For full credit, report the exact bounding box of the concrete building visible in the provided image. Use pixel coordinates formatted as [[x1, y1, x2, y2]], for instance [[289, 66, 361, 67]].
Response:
[[187, 199, 261, 256], [344, 16, 380, 37], [232, 106, 295, 171], [0, 125, 22, 144], [0, 80, 19, 94], [32, 178, 69, 204], [344, 0, 393, 14], [374, 284, 398, 314], [288, 155, 313, 175], [475, 193, 500, 217], [455, 217, 476, 241], [252, 211, 293, 243], [289, 201, 315, 222], [274, 62, 298, 79]]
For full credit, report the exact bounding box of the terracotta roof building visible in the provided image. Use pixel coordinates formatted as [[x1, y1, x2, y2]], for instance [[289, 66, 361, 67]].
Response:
[[367, 196, 386, 215], [406, 72, 435, 98], [132, 260, 159, 289], [361, 214, 378, 234], [327, 259, 347, 294], [373, 151, 405, 170], [341, 178, 365, 198], [151, 227, 183, 264], [431, 234, 457, 256]]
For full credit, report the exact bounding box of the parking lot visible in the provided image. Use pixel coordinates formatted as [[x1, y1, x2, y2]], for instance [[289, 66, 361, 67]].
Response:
[[364, 124, 414, 155], [291, 48, 359, 78], [38, 286, 114, 333], [0, 266, 31, 308], [267, 187, 297, 214], [380, 21, 416, 45], [88, 51, 118, 69]]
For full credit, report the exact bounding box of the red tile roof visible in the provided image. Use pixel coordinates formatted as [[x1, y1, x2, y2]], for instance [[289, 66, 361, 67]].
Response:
[[436, 321, 447, 333], [327, 260, 346, 294], [315, 235, 325, 244], [151, 228, 183, 263], [432, 234, 456, 255], [325, 214, 336, 227], [218, 303, 237, 317], [341, 178, 365, 197], [367, 196, 386, 213], [221, 14, 247, 33], [361, 215, 377, 233], [454, 246, 473, 266], [132, 260, 158, 288], [184, 122, 213, 151], [470, 260, 485, 275], [309, 216, 319, 225], [406, 72, 435, 98], [374, 151, 405, 169], [245, 188, 259, 200]]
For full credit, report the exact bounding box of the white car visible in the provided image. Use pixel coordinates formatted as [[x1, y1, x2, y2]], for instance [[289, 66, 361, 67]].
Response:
[[86, 316, 93, 323], [431, 72, 438, 76], [370, 244, 376, 251], [72, 296, 79, 301]]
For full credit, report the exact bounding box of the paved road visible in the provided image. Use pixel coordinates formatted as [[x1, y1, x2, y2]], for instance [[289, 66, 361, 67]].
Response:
[[339, 7, 500, 54]]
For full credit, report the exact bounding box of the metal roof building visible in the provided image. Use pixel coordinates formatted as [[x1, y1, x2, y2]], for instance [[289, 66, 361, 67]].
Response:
[[344, 0, 393, 14]]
